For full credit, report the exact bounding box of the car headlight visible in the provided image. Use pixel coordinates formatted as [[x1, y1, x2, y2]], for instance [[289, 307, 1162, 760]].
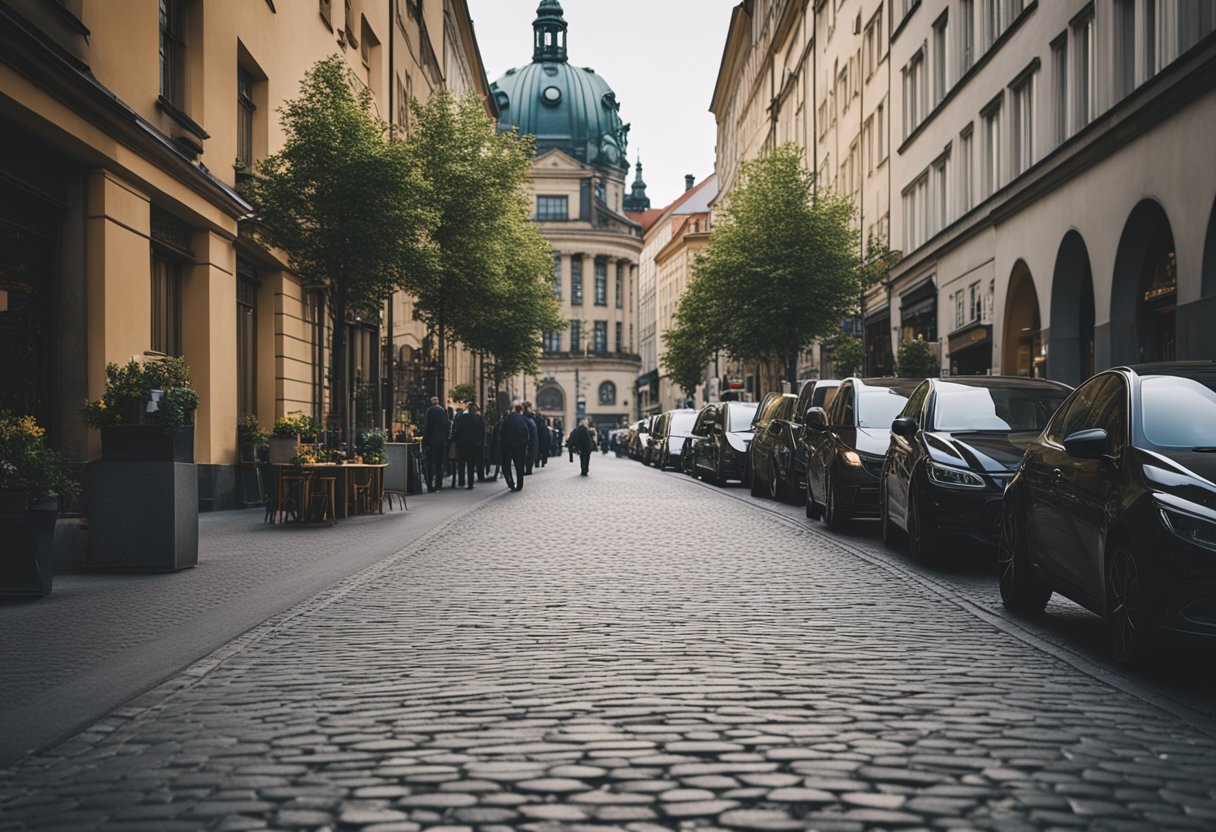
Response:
[[842, 450, 862, 467], [926, 461, 986, 489], [1158, 504, 1216, 553]]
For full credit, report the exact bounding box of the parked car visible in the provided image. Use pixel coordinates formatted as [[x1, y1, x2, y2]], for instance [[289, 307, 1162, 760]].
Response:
[[748, 390, 803, 501], [880, 376, 1072, 563], [627, 418, 650, 461], [754, 379, 844, 504], [997, 362, 1216, 664], [803, 377, 920, 528], [652, 408, 699, 470], [689, 400, 760, 484], [639, 414, 662, 464]]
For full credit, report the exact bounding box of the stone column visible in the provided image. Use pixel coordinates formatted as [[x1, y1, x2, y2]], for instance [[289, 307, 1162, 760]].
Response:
[[181, 230, 237, 465]]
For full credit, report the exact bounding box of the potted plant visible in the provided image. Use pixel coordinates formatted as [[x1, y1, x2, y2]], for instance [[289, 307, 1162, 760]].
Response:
[[0, 411, 79, 596], [238, 414, 269, 463], [271, 414, 320, 463], [81, 357, 200, 462], [357, 428, 387, 464]]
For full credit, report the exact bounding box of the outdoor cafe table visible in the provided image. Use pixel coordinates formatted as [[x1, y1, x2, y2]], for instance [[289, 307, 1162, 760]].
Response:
[[271, 462, 388, 523]]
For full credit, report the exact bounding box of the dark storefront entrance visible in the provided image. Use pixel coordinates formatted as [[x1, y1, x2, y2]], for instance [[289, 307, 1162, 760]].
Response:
[[864, 311, 894, 376], [948, 324, 992, 376]]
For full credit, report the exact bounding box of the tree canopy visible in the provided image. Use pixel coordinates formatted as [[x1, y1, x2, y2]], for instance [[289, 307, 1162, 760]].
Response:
[[663, 143, 863, 387], [248, 55, 435, 448]]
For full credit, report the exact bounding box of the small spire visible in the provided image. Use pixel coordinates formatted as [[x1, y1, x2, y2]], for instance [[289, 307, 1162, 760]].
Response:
[[624, 157, 650, 212], [532, 0, 568, 63]]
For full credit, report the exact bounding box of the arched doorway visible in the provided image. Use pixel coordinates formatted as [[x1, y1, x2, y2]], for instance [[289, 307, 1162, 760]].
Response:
[[1002, 261, 1043, 377], [1109, 199, 1177, 366], [536, 384, 565, 413], [1048, 231, 1095, 385]]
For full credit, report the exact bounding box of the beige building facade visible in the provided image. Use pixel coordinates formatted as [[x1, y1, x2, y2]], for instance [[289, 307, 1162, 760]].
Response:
[[0, 0, 493, 509], [886, 1, 1216, 383]]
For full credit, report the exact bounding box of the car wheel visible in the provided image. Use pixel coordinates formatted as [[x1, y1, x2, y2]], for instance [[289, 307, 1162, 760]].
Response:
[[997, 510, 1051, 612], [1106, 545, 1154, 666], [824, 468, 850, 531], [906, 486, 937, 565]]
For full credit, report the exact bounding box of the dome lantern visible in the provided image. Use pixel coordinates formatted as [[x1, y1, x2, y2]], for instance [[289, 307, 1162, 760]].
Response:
[[533, 0, 568, 63]]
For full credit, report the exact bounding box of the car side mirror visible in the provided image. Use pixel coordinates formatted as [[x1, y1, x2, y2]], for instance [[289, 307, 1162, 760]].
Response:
[[891, 417, 917, 439], [1063, 428, 1109, 460], [806, 407, 828, 430]]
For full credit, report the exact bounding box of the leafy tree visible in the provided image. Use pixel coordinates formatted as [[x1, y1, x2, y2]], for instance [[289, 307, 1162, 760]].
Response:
[[668, 144, 862, 386], [661, 318, 710, 400], [830, 335, 864, 378], [448, 384, 477, 406], [897, 337, 939, 379], [248, 55, 435, 450], [407, 91, 543, 400]]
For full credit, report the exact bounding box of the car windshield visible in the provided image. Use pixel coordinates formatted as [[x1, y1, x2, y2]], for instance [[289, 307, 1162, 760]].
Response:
[[669, 412, 697, 434], [728, 403, 758, 431], [1140, 375, 1216, 449], [933, 383, 1069, 432], [857, 388, 911, 428]]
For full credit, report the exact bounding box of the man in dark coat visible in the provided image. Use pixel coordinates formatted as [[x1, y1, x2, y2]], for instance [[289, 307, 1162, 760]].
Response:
[[452, 402, 485, 490], [499, 403, 530, 491], [573, 419, 594, 476], [523, 402, 538, 475], [422, 396, 449, 492], [535, 410, 550, 466]]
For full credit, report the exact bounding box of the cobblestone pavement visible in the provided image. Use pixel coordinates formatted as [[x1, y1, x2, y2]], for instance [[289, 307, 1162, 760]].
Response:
[[4, 455, 1216, 831]]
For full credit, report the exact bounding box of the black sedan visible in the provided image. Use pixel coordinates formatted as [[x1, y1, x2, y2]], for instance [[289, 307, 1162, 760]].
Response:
[[689, 400, 759, 484], [748, 392, 798, 499], [881, 376, 1072, 563], [804, 377, 920, 528], [998, 362, 1216, 664]]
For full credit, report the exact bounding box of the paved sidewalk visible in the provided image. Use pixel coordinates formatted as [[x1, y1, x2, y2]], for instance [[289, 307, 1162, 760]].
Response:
[[0, 473, 516, 766], [4, 455, 1216, 830]]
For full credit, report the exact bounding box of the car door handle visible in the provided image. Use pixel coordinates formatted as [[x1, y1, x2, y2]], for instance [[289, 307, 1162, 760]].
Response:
[[1051, 468, 1063, 484]]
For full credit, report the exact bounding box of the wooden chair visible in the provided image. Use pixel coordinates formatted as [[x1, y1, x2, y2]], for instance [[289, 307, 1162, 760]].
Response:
[[309, 476, 337, 525], [350, 468, 373, 515], [382, 488, 408, 511], [276, 473, 308, 524]]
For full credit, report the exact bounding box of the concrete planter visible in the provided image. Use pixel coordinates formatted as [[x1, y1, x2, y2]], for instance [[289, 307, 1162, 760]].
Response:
[[85, 462, 198, 572], [101, 425, 194, 463], [0, 492, 57, 596]]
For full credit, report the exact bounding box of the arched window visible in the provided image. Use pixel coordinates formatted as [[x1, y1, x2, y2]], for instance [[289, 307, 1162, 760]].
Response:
[[598, 381, 616, 406], [537, 385, 564, 412]]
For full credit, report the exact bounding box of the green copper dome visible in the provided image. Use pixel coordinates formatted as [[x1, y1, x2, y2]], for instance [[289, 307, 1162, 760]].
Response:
[[491, 0, 630, 173]]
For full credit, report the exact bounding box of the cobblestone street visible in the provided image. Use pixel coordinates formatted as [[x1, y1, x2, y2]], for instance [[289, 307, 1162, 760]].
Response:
[[4, 456, 1216, 831]]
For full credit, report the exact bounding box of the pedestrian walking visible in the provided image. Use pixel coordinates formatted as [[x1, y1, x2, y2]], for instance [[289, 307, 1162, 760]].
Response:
[[566, 431, 575, 463], [573, 419, 594, 476], [523, 402, 538, 475], [422, 396, 449, 492], [499, 403, 530, 491], [448, 407, 464, 488], [535, 410, 550, 467], [452, 402, 485, 490]]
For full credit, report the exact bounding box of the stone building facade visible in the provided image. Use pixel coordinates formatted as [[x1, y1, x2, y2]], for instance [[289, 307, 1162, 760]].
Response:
[[0, 0, 493, 509], [490, 0, 642, 435]]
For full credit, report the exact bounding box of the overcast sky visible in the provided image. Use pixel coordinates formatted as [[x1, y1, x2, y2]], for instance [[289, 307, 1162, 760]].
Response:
[[467, 0, 737, 210]]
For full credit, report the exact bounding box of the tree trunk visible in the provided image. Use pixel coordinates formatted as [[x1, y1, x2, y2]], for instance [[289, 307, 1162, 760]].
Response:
[[436, 302, 446, 404], [786, 352, 798, 392]]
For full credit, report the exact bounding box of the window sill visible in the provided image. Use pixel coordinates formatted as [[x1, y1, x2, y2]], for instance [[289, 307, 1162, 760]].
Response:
[[157, 95, 210, 141]]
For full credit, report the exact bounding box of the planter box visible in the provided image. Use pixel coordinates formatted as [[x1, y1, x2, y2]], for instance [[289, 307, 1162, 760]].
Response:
[[269, 436, 299, 464], [0, 492, 57, 596], [86, 462, 197, 572], [101, 425, 194, 463]]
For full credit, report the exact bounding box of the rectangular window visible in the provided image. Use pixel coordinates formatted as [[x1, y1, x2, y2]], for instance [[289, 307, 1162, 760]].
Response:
[[933, 12, 949, 105], [968, 281, 982, 323], [543, 332, 561, 353], [1144, 0, 1156, 78], [159, 0, 186, 106], [536, 195, 568, 221], [981, 98, 1002, 199], [236, 261, 257, 417], [615, 321, 623, 353], [954, 290, 965, 329], [569, 319, 581, 353], [932, 153, 949, 234], [902, 51, 925, 138], [1052, 35, 1068, 147], [237, 66, 255, 169], [1073, 10, 1095, 132], [1114, 0, 1136, 100], [553, 251, 562, 299], [982, 0, 1001, 53], [593, 320, 608, 353], [151, 252, 183, 356], [571, 256, 583, 305], [959, 0, 975, 73], [1010, 69, 1035, 177], [959, 125, 973, 213], [615, 262, 623, 308], [864, 116, 874, 173], [594, 259, 607, 306], [902, 172, 929, 251], [877, 99, 886, 161]]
